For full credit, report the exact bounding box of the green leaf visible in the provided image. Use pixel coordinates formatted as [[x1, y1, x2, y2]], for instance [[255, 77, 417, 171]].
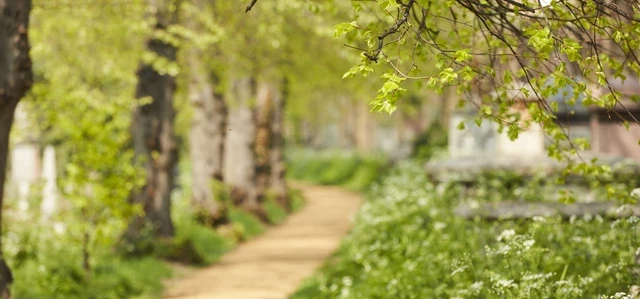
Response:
[[381, 81, 400, 94], [342, 66, 359, 79], [454, 49, 472, 62], [334, 21, 357, 38], [457, 121, 466, 130], [381, 72, 406, 83], [475, 117, 483, 127], [481, 105, 492, 115], [438, 68, 458, 84], [460, 66, 475, 82], [503, 71, 513, 85], [507, 124, 519, 141], [435, 56, 445, 70]]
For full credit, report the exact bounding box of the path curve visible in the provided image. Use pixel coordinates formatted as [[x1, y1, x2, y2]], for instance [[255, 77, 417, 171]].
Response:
[[164, 183, 363, 299]]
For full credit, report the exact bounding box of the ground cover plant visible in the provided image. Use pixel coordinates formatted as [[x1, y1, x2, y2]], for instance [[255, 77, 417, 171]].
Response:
[[291, 162, 640, 299]]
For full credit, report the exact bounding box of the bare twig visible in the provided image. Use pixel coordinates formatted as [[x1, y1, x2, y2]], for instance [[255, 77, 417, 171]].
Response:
[[245, 0, 259, 13]]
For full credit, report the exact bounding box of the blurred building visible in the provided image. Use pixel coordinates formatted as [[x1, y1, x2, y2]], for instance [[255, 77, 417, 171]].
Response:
[[448, 86, 546, 160], [447, 78, 640, 162], [588, 78, 640, 161]]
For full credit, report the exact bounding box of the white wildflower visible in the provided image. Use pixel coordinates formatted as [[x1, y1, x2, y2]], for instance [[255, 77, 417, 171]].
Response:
[[342, 276, 353, 287], [583, 213, 593, 222], [497, 229, 516, 241], [470, 281, 483, 290], [496, 279, 516, 288], [533, 216, 546, 222], [469, 200, 480, 209], [496, 244, 512, 255], [523, 239, 536, 250], [451, 265, 468, 277], [605, 292, 632, 299]]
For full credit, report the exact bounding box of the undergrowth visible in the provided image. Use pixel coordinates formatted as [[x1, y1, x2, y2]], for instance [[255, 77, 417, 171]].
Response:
[[286, 149, 388, 192], [6, 181, 303, 298], [290, 162, 640, 298]]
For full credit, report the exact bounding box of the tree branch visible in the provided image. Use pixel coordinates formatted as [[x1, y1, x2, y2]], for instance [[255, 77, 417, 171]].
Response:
[[245, 0, 259, 13], [365, 0, 416, 62]]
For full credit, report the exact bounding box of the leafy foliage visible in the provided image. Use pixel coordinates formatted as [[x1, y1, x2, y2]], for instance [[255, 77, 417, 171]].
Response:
[[335, 0, 640, 182]]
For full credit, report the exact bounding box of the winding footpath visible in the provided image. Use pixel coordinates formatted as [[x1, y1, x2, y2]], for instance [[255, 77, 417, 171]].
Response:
[[164, 183, 363, 299]]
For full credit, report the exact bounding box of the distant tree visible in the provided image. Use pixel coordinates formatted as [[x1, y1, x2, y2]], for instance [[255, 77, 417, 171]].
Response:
[[184, 0, 229, 226], [269, 77, 289, 208], [128, 0, 180, 238]]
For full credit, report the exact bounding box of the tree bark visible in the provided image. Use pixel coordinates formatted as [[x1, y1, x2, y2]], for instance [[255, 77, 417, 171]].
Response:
[[188, 68, 227, 225], [355, 101, 372, 153], [0, 102, 16, 299], [254, 81, 274, 201], [0, 0, 33, 295], [269, 78, 288, 209], [129, 1, 178, 238], [224, 77, 266, 219], [187, 4, 227, 226]]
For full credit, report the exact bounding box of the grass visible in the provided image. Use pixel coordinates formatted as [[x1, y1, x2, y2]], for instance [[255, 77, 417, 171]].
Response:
[[286, 149, 388, 192]]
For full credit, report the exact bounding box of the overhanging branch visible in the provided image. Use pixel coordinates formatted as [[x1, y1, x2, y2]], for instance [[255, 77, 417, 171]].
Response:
[[365, 0, 416, 62]]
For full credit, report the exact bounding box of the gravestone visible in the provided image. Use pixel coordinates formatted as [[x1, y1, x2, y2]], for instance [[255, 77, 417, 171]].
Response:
[[10, 143, 40, 211], [41, 145, 58, 216], [8, 104, 42, 212], [448, 112, 498, 158], [496, 122, 545, 157], [448, 90, 546, 159]]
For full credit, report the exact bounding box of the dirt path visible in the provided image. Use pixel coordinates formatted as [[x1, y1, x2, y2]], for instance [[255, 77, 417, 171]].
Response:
[[164, 183, 363, 299]]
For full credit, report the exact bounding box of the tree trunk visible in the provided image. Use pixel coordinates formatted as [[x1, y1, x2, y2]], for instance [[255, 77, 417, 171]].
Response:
[[439, 87, 457, 130], [254, 81, 273, 201], [0, 0, 33, 295], [129, 1, 178, 238], [270, 78, 288, 209], [224, 77, 266, 219], [0, 102, 16, 299], [355, 101, 372, 153], [337, 96, 354, 148], [188, 67, 227, 225], [187, 6, 227, 226]]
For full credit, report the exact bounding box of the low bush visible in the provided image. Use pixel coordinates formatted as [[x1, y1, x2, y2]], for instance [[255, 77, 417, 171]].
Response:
[[7, 216, 173, 299]]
